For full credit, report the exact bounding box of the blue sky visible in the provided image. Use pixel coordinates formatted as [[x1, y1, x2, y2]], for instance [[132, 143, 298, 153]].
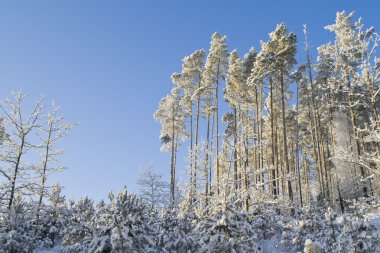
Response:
[[0, 1, 378, 201]]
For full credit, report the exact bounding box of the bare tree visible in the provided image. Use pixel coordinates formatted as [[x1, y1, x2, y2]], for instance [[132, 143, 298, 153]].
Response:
[[34, 102, 73, 228], [0, 92, 45, 210], [137, 164, 169, 209]]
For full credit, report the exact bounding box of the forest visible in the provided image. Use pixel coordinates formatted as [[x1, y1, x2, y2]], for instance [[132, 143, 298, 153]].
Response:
[[0, 10, 380, 253]]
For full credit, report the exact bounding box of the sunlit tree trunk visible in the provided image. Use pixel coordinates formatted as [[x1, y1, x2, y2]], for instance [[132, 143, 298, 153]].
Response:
[[280, 69, 293, 203]]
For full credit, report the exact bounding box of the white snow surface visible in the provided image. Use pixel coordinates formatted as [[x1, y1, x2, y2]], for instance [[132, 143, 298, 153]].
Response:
[[262, 239, 287, 253], [34, 241, 61, 253], [367, 212, 380, 230]]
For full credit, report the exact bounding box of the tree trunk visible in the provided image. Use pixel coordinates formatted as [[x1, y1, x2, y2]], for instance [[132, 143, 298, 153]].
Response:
[[270, 78, 277, 196], [170, 107, 176, 205], [305, 32, 325, 199], [296, 82, 303, 207], [233, 106, 238, 193], [216, 60, 220, 195], [190, 106, 194, 191], [8, 136, 25, 210], [347, 74, 368, 197], [280, 69, 293, 203], [204, 115, 210, 205], [193, 78, 202, 195], [275, 121, 280, 195], [35, 126, 52, 233]]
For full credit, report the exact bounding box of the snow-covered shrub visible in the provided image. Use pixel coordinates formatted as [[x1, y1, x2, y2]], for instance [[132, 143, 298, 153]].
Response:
[[88, 200, 112, 253], [155, 208, 196, 252], [61, 197, 95, 253], [278, 202, 380, 253], [33, 184, 68, 251], [0, 197, 35, 253], [304, 239, 321, 253], [108, 189, 155, 252], [85, 189, 156, 253], [335, 212, 380, 252], [194, 210, 261, 253]]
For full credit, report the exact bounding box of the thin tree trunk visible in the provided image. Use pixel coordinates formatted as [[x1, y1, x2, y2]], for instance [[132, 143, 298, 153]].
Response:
[[204, 115, 210, 205], [302, 152, 310, 206], [170, 108, 176, 205], [296, 82, 303, 207], [216, 60, 220, 195], [8, 136, 25, 210], [270, 78, 277, 196], [244, 128, 249, 211], [253, 109, 258, 185], [305, 29, 325, 199], [346, 74, 368, 196], [320, 136, 330, 202], [233, 106, 238, 192], [336, 178, 345, 213], [254, 86, 260, 186], [259, 83, 265, 191], [210, 112, 215, 193], [280, 69, 293, 203], [275, 120, 280, 195], [35, 126, 52, 233], [193, 78, 202, 195], [174, 133, 178, 202], [190, 110, 194, 192]]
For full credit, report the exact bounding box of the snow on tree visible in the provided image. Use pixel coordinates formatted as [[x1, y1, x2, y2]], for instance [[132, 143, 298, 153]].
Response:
[[154, 87, 188, 206], [106, 189, 155, 252], [34, 102, 73, 238], [0, 9, 379, 253], [194, 209, 261, 253], [172, 49, 205, 198], [137, 164, 169, 210], [0, 197, 35, 253], [0, 92, 45, 210], [155, 208, 196, 252], [61, 196, 95, 253], [202, 32, 229, 196]]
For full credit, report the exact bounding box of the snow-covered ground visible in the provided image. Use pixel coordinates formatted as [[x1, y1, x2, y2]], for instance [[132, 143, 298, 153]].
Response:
[[367, 212, 380, 230], [34, 241, 61, 253], [262, 239, 286, 253]]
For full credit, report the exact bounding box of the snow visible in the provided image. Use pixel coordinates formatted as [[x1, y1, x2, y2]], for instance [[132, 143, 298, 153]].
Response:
[[367, 212, 380, 230], [262, 239, 286, 253], [34, 241, 61, 253]]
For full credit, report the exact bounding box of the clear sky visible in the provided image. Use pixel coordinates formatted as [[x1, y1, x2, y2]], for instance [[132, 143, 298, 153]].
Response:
[[0, 1, 378, 201]]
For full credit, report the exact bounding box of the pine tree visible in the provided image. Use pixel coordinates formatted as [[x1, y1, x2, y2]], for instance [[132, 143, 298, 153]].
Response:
[[202, 33, 229, 195], [172, 49, 205, 196], [261, 23, 297, 203], [225, 49, 245, 196], [154, 87, 187, 205], [325, 11, 378, 197]]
